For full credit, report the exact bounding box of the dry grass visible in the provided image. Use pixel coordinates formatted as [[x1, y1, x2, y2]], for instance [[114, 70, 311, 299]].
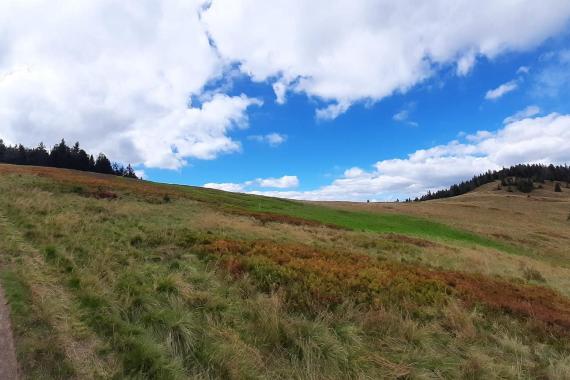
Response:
[[320, 180, 570, 266], [1, 165, 569, 379]]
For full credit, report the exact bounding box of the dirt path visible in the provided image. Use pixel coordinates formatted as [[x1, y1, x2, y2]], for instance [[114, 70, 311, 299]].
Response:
[[0, 284, 19, 380]]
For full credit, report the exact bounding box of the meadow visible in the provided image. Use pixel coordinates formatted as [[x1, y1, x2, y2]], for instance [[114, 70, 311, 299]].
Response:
[[0, 164, 569, 379]]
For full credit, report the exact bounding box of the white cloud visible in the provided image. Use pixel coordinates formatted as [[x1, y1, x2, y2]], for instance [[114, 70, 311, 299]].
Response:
[[134, 170, 146, 180], [204, 182, 245, 192], [392, 104, 419, 126], [393, 110, 410, 122], [204, 175, 299, 193], [0, 0, 261, 169], [517, 66, 530, 74], [456, 50, 477, 76], [248, 133, 287, 147], [485, 80, 518, 100], [203, 0, 570, 118], [272, 81, 288, 104], [503, 105, 540, 124], [257, 175, 299, 188], [2, 0, 570, 174], [315, 101, 351, 121], [344, 167, 366, 178], [250, 113, 570, 201]]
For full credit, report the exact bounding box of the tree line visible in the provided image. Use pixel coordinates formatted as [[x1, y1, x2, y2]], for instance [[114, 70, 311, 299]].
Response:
[[0, 139, 138, 179], [410, 164, 570, 202]]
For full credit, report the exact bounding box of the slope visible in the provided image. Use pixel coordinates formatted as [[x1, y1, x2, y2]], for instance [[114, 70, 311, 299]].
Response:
[[0, 164, 569, 379]]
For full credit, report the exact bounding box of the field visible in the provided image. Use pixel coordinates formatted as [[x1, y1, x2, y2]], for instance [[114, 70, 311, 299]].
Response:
[[0, 163, 569, 379]]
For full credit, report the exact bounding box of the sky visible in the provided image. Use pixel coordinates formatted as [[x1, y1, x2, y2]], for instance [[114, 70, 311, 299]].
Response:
[[1, 1, 570, 201]]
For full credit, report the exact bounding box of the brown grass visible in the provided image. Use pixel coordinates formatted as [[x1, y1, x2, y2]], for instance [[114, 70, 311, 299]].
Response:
[[203, 239, 570, 333], [431, 271, 570, 332]]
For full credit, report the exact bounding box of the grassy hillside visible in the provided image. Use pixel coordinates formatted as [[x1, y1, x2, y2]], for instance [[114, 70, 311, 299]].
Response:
[[0, 164, 569, 379]]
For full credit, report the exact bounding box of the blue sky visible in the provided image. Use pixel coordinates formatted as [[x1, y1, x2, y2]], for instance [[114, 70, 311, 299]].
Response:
[[149, 30, 570, 199], [1, 1, 570, 200]]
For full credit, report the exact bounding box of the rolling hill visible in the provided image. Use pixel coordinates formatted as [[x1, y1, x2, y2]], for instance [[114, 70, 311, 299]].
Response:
[[0, 164, 569, 379]]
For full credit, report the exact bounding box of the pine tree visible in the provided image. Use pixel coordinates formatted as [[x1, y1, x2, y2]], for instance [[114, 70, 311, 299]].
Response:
[[0, 139, 6, 161], [123, 164, 137, 178], [94, 153, 114, 174], [50, 139, 70, 168], [0, 138, 137, 179]]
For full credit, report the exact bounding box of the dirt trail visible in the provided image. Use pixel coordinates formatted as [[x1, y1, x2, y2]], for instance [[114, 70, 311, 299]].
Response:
[[0, 284, 19, 380]]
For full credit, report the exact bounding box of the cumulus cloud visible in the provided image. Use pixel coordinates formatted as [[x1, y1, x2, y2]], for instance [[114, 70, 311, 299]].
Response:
[[2, 0, 570, 172], [315, 101, 352, 121], [250, 113, 570, 201], [0, 0, 261, 169], [248, 133, 287, 147], [203, 0, 570, 118], [485, 80, 518, 100], [204, 175, 299, 192], [257, 175, 299, 188], [203, 182, 246, 192]]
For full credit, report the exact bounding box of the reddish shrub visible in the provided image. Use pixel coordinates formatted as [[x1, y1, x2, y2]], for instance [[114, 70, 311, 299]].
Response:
[[203, 239, 570, 333], [431, 271, 570, 331], [91, 189, 118, 199]]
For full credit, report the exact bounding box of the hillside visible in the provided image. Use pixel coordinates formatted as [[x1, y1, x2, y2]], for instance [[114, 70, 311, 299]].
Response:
[[0, 164, 569, 379]]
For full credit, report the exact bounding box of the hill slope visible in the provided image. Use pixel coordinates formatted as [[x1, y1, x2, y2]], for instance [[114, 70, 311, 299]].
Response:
[[0, 164, 569, 379]]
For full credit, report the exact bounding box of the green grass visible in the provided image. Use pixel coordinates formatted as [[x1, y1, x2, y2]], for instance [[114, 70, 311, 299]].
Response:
[[0, 270, 75, 379], [178, 186, 515, 252], [0, 166, 568, 379]]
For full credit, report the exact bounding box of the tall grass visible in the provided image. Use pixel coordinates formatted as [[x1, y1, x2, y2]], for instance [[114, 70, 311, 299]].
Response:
[[0, 167, 569, 379]]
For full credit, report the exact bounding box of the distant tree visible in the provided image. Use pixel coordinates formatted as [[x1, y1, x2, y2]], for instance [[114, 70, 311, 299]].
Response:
[[29, 143, 50, 166], [0, 139, 6, 161], [50, 139, 70, 168], [554, 182, 562, 192], [16, 144, 27, 165], [0, 138, 137, 179], [123, 164, 137, 179], [416, 164, 570, 201], [94, 153, 114, 174]]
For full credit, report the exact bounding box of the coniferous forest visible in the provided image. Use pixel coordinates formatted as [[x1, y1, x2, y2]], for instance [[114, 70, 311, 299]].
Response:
[[414, 164, 570, 202], [0, 139, 138, 179]]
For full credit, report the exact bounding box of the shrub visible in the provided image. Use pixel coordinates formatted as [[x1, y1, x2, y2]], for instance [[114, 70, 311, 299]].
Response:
[[522, 267, 546, 283], [516, 178, 534, 193]]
